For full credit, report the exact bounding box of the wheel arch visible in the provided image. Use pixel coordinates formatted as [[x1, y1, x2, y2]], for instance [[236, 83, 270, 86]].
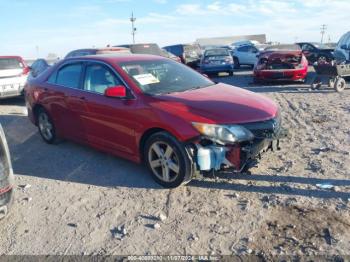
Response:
[[32, 103, 45, 125], [139, 127, 171, 161]]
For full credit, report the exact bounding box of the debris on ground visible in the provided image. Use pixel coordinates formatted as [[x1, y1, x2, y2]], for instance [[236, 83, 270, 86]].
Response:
[[316, 183, 334, 190], [153, 223, 161, 230], [110, 224, 127, 240], [158, 213, 167, 222]]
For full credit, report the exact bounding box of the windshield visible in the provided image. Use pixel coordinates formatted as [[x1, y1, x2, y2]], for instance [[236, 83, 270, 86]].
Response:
[[0, 58, 23, 70], [119, 59, 214, 95], [204, 49, 229, 56]]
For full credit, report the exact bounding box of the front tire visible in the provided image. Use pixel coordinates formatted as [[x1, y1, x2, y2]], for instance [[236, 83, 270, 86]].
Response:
[[37, 108, 57, 144], [144, 132, 193, 188]]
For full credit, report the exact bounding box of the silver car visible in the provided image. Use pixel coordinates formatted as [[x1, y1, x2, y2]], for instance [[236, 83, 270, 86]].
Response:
[[0, 56, 29, 99]]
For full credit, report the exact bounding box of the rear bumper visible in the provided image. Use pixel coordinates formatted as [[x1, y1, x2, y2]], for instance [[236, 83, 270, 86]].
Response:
[[200, 64, 234, 73], [0, 77, 27, 99], [254, 68, 307, 81]]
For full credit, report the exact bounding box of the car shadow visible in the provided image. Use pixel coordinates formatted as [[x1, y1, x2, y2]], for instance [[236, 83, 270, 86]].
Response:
[[189, 172, 350, 200], [0, 97, 25, 106]]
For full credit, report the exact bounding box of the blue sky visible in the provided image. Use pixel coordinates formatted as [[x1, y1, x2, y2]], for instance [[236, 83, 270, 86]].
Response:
[[0, 0, 349, 58]]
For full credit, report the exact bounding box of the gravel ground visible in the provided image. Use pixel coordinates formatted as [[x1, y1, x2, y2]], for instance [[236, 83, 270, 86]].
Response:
[[0, 68, 349, 258]]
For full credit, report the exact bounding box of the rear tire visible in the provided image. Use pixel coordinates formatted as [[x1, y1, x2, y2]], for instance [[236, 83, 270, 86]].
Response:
[[144, 132, 193, 188], [36, 108, 57, 144]]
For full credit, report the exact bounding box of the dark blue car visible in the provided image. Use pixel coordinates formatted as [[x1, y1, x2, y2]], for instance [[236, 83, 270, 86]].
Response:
[[200, 48, 234, 76]]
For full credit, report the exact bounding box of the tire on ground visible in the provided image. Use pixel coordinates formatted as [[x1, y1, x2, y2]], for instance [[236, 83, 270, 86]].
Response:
[[143, 131, 194, 188]]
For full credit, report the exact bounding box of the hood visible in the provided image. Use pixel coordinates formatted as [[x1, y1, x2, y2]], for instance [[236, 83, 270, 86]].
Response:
[[258, 51, 304, 69], [259, 50, 302, 59], [150, 83, 278, 124]]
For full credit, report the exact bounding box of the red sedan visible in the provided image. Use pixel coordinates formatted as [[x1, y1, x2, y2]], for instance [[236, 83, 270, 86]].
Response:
[[254, 45, 308, 82], [25, 54, 285, 188]]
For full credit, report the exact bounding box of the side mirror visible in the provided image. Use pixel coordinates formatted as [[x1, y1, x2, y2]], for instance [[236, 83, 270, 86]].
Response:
[[104, 85, 127, 98]]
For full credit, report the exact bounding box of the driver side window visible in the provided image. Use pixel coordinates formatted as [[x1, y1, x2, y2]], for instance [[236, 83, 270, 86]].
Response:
[[84, 64, 122, 94]]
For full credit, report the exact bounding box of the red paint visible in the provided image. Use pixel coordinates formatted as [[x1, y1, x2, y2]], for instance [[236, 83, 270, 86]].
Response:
[[25, 55, 279, 163], [0, 185, 12, 195], [226, 145, 241, 170], [254, 51, 308, 81], [104, 86, 126, 98]]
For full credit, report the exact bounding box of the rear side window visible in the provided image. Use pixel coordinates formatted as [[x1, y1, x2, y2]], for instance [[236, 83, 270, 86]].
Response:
[[55, 63, 83, 89], [0, 58, 23, 70]]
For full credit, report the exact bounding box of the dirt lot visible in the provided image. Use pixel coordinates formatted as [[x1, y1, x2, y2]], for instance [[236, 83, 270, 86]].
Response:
[[0, 68, 349, 258]]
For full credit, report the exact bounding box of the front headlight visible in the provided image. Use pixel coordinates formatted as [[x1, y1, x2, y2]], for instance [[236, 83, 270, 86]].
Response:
[[192, 122, 254, 143]]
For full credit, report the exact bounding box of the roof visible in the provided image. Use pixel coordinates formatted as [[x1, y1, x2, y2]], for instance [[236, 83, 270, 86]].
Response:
[[67, 53, 167, 63], [0, 56, 23, 59]]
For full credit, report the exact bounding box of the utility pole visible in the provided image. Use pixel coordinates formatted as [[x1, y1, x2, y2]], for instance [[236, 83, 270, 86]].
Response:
[[130, 12, 136, 44], [320, 24, 327, 44]]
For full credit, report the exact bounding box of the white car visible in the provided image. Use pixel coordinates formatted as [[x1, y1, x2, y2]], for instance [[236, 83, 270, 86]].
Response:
[[0, 56, 29, 99], [334, 31, 350, 62], [231, 44, 259, 69]]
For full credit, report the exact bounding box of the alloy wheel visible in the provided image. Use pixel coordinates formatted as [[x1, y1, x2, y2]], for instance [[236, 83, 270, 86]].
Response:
[[38, 112, 54, 141], [148, 141, 180, 183]]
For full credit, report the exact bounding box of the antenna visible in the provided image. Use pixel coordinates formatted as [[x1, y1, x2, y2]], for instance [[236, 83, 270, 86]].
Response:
[[130, 12, 136, 44], [320, 24, 327, 44]]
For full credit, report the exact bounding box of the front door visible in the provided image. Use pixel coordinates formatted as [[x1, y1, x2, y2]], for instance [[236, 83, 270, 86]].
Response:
[[81, 62, 138, 156]]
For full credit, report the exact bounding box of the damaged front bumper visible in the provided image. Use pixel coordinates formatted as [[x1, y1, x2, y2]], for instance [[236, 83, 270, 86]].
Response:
[[190, 118, 288, 173]]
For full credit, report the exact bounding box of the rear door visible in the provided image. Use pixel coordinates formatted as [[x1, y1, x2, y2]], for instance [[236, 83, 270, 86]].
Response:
[[49, 62, 87, 142], [80, 62, 138, 155], [235, 46, 249, 64], [246, 46, 259, 65]]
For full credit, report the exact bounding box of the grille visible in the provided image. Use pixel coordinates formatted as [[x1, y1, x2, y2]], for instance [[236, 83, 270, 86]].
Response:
[[241, 116, 281, 139]]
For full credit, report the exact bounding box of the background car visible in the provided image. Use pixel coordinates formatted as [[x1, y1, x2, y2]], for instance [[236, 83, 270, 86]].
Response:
[[25, 54, 282, 188], [27, 59, 52, 81], [296, 42, 334, 64], [333, 31, 350, 63], [231, 44, 259, 69], [200, 48, 234, 76], [0, 56, 30, 99], [114, 43, 163, 56], [162, 44, 201, 68], [65, 47, 130, 58], [161, 49, 181, 63], [254, 44, 308, 82], [0, 124, 14, 220]]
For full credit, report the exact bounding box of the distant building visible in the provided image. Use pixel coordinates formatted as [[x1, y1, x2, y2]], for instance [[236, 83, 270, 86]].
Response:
[[196, 34, 267, 47]]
